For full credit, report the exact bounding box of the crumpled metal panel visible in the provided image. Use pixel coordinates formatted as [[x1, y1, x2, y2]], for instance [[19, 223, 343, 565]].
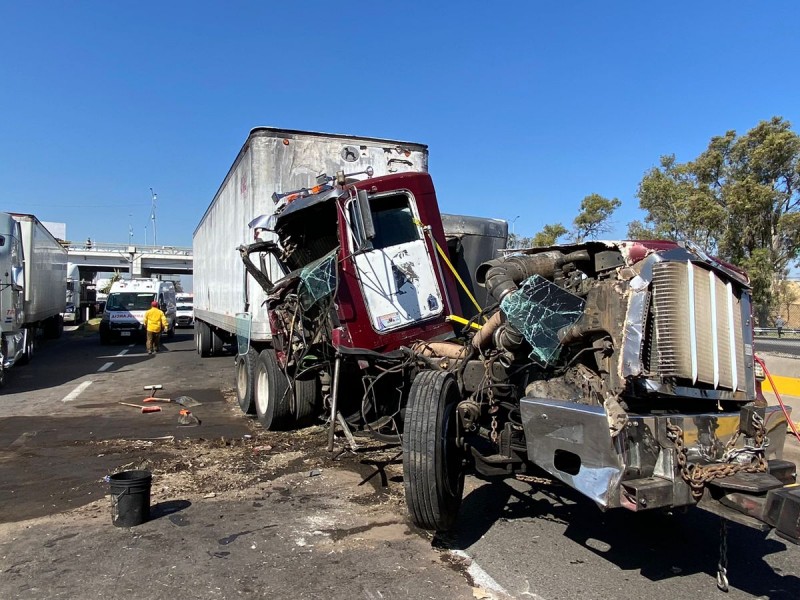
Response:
[[520, 398, 789, 510], [500, 274, 585, 366]]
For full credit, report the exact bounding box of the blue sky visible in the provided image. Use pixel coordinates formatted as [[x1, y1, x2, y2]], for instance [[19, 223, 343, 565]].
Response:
[[2, 1, 799, 249]]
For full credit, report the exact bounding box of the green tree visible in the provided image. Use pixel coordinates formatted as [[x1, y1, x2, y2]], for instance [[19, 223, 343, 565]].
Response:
[[531, 223, 568, 247], [635, 117, 800, 322], [573, 193, 621, 241]]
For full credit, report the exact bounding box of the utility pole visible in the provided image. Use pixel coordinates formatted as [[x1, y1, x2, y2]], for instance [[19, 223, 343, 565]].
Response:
[[150, 188, 158, 247]]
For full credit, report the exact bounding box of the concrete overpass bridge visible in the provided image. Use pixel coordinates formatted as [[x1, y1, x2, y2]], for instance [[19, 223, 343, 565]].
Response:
[[65, 242, 193, 278]]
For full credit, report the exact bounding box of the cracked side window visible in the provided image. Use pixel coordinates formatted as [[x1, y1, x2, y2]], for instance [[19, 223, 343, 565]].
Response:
[[500, 274, 585, 366]]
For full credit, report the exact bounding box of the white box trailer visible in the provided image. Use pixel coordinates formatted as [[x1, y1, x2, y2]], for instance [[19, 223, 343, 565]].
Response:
[[192, 127, 429, 351], [0, 212, 67, 383], [13, 213, 68, 325]]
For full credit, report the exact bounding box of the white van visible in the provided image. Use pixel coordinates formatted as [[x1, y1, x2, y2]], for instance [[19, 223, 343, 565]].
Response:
[[176, 293, 194, 327], [100, 279, 176, 344]]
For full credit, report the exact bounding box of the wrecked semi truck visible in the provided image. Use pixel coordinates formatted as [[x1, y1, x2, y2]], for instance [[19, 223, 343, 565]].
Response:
[[193, 127, 434, 412], [237, 167, 800, 550], [0, 212, 67, 385]]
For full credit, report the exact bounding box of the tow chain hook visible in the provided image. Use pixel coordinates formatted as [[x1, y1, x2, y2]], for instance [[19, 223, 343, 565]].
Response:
[[717, 518, 729, 592]]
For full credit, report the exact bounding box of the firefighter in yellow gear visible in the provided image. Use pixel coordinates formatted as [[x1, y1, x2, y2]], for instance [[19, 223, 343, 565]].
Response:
[[143, 301, 169, 355]]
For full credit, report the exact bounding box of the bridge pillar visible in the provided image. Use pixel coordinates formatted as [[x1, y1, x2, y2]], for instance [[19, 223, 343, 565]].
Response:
[[130, 254, 143, 278]]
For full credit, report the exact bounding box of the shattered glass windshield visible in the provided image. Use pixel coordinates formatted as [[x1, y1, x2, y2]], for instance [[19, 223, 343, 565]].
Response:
[[500, 274, 585, 366], [298, 249, 338, 310]]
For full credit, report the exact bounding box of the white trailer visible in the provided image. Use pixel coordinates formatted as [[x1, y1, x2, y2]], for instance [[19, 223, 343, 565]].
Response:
[[193, 127, 429, 350], [0, 212, 67, 384], [193, 127, 429, 411]]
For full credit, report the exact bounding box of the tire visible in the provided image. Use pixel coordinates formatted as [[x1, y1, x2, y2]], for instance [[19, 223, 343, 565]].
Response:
[[100, 330, 110, 345], [44, 315, 62, 339], [235, 347, 258, 415], [293, 372, 319, 425], [196, 321, 211, 357], [402, 370, 465, 532], [211, 329, 224, 355], [254, 349, 291, 430], [17, 329, 34, 365]]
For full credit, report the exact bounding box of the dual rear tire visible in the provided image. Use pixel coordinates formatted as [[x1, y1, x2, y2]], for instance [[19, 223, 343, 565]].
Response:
[[253, 349, 319, 429]]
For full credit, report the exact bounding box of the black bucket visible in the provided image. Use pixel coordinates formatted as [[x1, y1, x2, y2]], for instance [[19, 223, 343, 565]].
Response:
[[109, 470, 152, 527]]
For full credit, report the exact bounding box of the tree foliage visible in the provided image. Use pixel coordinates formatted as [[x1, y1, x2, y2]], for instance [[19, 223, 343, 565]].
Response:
[[634, 117, 800, 321], [573, 193, 621, 242], [513, 193, 618, 249]]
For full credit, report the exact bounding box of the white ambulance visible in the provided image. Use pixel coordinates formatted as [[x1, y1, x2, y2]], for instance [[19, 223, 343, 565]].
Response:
[[99, 279, 176, 344]]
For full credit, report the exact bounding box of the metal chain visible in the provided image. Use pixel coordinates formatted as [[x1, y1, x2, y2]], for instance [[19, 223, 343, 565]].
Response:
[[490, 415, 499, 443], [666, 411, 768, 501], [717, 517, 729, 592]]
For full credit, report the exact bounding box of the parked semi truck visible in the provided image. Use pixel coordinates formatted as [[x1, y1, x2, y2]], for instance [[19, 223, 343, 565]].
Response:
[[63, 262, 98, 324], [0, 212, 68, 385]]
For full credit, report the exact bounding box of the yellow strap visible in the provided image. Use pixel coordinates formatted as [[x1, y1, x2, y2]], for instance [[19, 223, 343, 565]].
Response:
[[447, 314, 482, 330], [413, 217, 485, 319]]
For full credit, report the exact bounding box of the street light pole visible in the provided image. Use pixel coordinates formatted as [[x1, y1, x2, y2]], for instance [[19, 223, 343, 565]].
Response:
[[511, 215, 520, 237], [150, 188, 158, 247]]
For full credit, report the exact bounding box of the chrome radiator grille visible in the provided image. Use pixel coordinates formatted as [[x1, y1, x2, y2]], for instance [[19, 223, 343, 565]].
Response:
[[651, 261, 746, 392]]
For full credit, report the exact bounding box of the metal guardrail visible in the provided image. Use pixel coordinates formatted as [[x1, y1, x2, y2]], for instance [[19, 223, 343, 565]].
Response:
[[754, 327, 799, 336], [64, 242, 192, 256]]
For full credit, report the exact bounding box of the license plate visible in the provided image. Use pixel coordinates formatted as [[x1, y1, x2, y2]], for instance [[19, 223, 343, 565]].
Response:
[[121, 331, 131, 337]]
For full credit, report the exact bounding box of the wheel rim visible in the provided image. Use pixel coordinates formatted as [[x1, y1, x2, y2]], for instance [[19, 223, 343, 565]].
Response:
[[236, 360, 247, 399], [256, 366, 269, 416]]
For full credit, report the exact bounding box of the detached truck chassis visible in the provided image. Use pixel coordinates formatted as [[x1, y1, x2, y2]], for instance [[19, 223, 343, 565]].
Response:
[[240, 173, 800, 556]]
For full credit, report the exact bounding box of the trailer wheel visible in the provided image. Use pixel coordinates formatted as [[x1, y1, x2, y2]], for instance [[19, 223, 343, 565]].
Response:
[[254, 349, 291, 430], [196, 322, 211, 357], [235, 347, 258, 415], [211, 329, 225, 355], [293, 372, 319, 425], [403, 370, 465, 532]]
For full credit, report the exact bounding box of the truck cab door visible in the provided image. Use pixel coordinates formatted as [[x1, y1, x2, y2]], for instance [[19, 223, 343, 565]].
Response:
[[348, 191, 443, 332]]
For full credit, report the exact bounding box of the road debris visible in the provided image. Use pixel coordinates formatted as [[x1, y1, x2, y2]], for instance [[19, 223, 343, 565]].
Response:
[[118, 402, 161, 414]]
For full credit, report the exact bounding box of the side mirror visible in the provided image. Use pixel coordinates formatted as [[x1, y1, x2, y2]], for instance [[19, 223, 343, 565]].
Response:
[[11, 265, 24, 291], [356, 190, 376, 241]]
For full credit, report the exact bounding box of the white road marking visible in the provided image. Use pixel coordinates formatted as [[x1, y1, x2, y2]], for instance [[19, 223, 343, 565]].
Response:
[[62, 380, 93, 403], [128, 344, 135, 348], [117, 349, 128, 356], [98, 362, 113, 372], [449, 550, 519, 599]]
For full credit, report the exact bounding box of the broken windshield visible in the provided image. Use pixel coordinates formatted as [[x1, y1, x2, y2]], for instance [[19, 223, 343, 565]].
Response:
[[500, 274, 585, 366], [297, 250, 338, 310]]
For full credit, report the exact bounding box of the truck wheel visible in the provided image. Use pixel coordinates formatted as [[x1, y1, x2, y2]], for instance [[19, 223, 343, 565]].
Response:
[[44, 315, 62, 339], [235, 347, 258, 415], [293, 372, 319, 425], [254, 349, 291, 430], [196, 322, 212, 357], [17, 329, 34, 365], [211, 329, 224, 355], [403, 370, 465, 532]]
